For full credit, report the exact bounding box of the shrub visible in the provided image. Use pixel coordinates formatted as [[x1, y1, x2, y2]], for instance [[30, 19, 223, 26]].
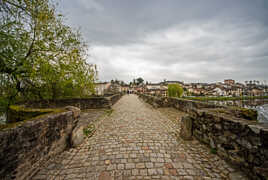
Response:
[[168, 84, 184, 98]]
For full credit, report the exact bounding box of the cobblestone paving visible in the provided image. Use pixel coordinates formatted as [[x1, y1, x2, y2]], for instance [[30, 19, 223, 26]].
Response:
[[33, 94, 247, 180]]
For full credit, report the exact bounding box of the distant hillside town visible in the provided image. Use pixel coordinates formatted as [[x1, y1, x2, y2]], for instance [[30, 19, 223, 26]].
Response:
[[95, 79, 268, 97]]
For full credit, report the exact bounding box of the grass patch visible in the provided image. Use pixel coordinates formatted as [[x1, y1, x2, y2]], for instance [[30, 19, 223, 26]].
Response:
[[183, 96, 268, 101]]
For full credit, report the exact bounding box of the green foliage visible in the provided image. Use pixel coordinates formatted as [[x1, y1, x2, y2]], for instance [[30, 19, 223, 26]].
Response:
[[183, 96, 268, 101], [168, 84, 184, 98], [0, 0, 97, 113], [136, 77, 144, 85], [105, 109, 114, 116], [0, 97, 9, 113], [83, 124, 95, 137], [210, 148, 217, 154]]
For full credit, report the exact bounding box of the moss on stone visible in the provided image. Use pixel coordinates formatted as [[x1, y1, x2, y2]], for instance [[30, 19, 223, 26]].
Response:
[[0, 121, 24, 130], [241, 108, 258, 120], [1, 106, 66, 131], [210, 107, 257, 121], [8, 105, 54, 123], [229, 106, 258, 120]]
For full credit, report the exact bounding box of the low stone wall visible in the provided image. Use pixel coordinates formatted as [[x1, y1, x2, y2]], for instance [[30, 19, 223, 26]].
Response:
[[7, 94, 122, 123], [137, 94, 170, 108], [138, 93, 223, 108], [108, 93, 123, 106], [0, 107, 80, 180], [23, 93, 123, 110], [138, 93, 268, 179], [0, 94, 123, 179], [138, 93, 257, 120], [191, 109, 268, 179]]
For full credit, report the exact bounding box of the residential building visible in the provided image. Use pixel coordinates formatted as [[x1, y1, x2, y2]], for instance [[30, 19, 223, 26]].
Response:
[[121, 85, 130, 93], [107, 83, 122, 94], [95, 82, 111, 96], [145, 83, 168, 97], [212, 87, 227, 96], [224, 79, 235, 85]]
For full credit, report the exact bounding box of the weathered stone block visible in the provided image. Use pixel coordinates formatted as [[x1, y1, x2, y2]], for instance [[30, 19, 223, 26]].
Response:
[[71, 125, 85, 148], [229, 171, 249, 180], [248, 124, 262, 134], [180, 116, 192, 140], [254, 166, 268, 180], [65, 106, 81, 119], [260, 128, 268, 148], [209, 137, 216, 149]]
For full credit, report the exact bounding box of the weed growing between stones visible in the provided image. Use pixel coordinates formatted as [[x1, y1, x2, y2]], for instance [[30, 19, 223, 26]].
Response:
[[83, 124, 95, 137], [105, 109, 114, 116], [210, 148, 217, 154]]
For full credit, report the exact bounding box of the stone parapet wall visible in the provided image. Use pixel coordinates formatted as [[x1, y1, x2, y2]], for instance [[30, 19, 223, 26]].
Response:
[[138, 93, 268, 179], [0, 108, 79, 180], [22, 93, 123, 110], [108, 93, 123, 106], [138, 93, 222, 109], [0, 94, 123, 179], [138, 93, 257, 120], [191, 109, 268, 179], [24, 97, 109, 110], [7, 94, 122, 123], [137, 94, 170, 108]]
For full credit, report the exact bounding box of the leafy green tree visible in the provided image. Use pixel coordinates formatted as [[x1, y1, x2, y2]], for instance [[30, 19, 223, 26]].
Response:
[[168, 84, 184, 98], [0, 0, 96, 113], [136, 77, 144, 85]]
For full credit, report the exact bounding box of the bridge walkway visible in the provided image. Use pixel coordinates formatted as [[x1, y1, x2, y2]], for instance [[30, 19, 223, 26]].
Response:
[[33, 94, 246, 180]]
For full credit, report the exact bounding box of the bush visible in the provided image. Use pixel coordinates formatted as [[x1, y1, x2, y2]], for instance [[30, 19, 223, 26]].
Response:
[[168, 84, 184, 98]]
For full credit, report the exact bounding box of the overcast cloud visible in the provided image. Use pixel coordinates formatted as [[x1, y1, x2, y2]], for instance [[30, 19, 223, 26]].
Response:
[[58, 0, 268, 83]]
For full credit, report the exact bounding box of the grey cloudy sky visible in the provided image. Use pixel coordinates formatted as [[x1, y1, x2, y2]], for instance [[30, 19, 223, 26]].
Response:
[[59, 0, 268, 83]]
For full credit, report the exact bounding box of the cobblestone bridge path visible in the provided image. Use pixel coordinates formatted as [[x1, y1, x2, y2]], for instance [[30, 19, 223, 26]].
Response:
[[34, 94, 247, 180]]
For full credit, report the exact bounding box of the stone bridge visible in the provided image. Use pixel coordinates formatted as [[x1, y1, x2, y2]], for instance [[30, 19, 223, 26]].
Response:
[[31, 94, 248, 180]]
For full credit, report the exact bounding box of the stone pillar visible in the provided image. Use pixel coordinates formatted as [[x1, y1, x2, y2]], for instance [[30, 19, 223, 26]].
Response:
[[180, 115, 193, 140]]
